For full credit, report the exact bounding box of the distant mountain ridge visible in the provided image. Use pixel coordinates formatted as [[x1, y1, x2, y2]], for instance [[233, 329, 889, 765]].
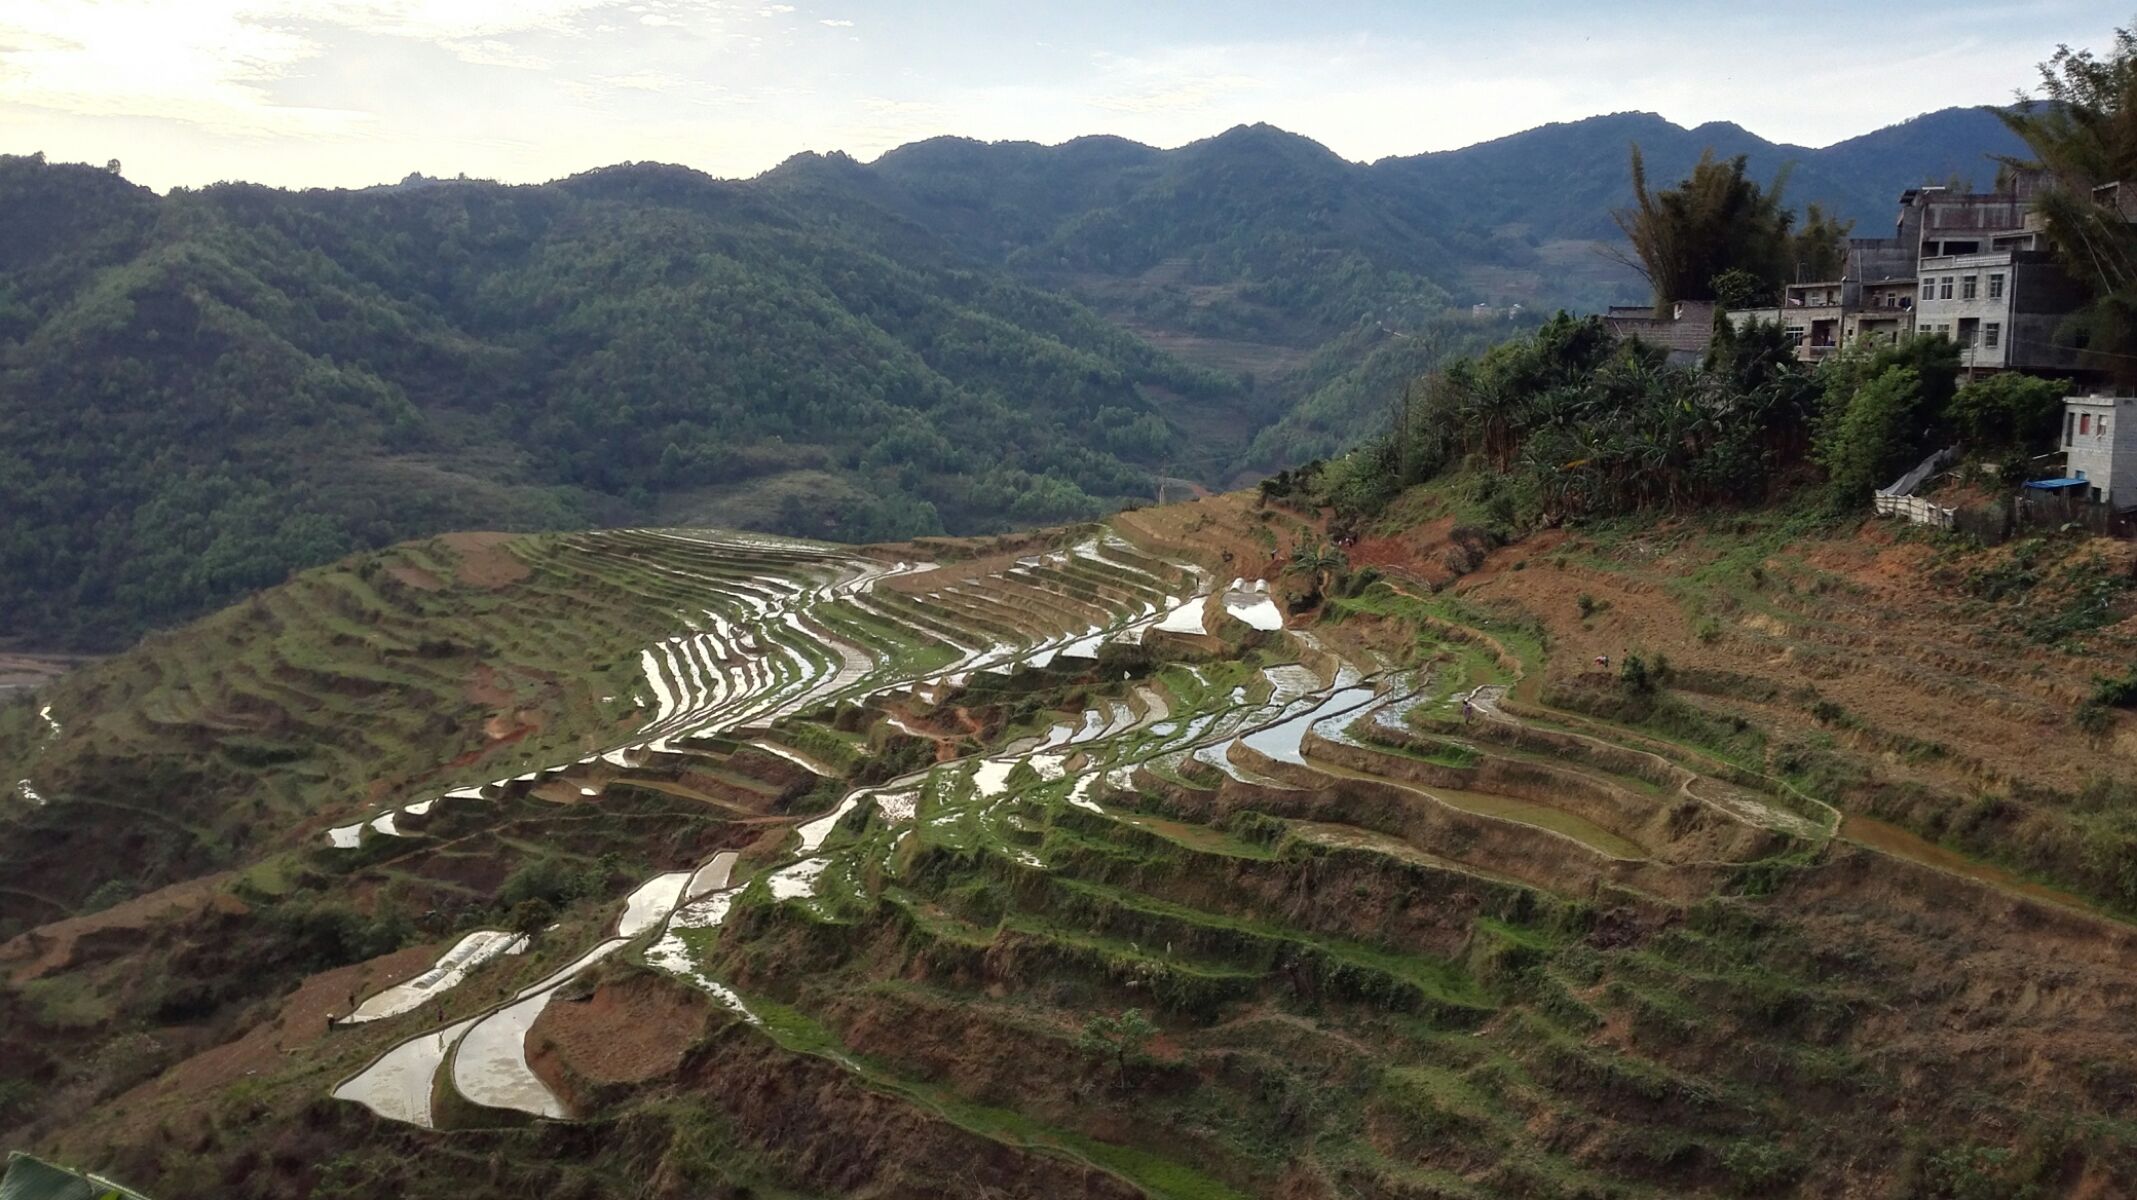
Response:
[[0, 106, 2026, 649]]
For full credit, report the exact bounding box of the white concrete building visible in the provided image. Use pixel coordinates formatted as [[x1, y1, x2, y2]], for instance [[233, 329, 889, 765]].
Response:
[[1915, 252, 2016, 370], [2063, 395, 2137, 511]]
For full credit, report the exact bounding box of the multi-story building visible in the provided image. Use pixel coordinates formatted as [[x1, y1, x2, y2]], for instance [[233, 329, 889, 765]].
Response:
[[1671, 168, 2137, 382], [1907, 181, 2095, 377], [1727, 181, 2101, 376], [1779, 280, 1846, 360], [1761, 199, 1922, 362], [1843, 276, 1917, 346]]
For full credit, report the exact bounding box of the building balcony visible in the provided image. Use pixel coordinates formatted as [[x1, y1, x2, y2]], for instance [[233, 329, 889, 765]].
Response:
[[1919, 251, 2016, 271]]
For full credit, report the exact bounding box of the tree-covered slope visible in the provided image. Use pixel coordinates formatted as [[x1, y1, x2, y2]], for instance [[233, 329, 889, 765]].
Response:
[[1, 107, 2028, 650], [0, 156, 1238, 650]]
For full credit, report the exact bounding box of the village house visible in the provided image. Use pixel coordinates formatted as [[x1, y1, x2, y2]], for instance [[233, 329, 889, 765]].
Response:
[[1601, 300, 1715, 365], [1780, 279, 1847, 359], [1718, 179, 2102, 379], [1908, 180, 2093, 377], [2061, 394, 2137, 511]]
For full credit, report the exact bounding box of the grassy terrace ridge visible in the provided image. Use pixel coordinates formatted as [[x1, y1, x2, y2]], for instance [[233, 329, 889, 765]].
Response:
[[1, 489, 2135, 1199]]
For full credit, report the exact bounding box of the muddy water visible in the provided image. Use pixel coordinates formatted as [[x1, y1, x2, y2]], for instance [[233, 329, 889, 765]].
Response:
[[333, 1015, 479, 1128], [686, 851, 739, 900], [452, 938, 629, 1118], [615, 871, 692, 938], [1841, 815, 2104, 916], [347, 930, 526, 1022]]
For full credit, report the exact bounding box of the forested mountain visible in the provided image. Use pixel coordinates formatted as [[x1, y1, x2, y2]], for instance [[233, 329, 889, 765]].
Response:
[[1373, 106, 2027, 244], [1, 106, 2022, 649], [0, 157, 1240, 649]]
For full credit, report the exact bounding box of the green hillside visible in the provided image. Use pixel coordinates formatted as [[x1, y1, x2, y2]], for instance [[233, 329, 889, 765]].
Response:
[[0, 108, 2027, 650], [0, 156, 1239, 649]]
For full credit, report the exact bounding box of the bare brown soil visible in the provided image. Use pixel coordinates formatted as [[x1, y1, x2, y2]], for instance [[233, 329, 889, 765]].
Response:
[[384, 564, 444, 592], [0, 872, 238, 983], [660, 1018, 1147, 1200], [1114, 492, 1309, 585], [527, 968, 711, 1095], [438, 532, 531, 589], [0, 652, 92, 697], [117, 942, 444, 1110], [1454, 526, 2132, 796]]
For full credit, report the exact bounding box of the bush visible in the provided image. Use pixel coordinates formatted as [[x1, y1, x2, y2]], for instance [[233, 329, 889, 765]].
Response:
[[498, 857, 580, 910], [1620, 652, 1670, 695], [263, 894, 410, 971], [1719, 1138, 1806, 1194], [1950, 373, 2069, 453], [2076, 701, 2114, 737], [2092, 667, 2137, 709], [1815, 364, 1927, 501]]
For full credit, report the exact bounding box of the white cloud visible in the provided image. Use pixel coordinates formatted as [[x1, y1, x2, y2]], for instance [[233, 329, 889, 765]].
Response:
[[0, 0, 770, 134], [0, 0, 361, 134], [1090, 71, 1258, 116], [0, 1, 2115, 192], [446, 37, 554, 69]]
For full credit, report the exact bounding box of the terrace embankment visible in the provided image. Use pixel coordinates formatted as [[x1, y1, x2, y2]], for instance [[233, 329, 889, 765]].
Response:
[[4, 497, 2136, 1199]]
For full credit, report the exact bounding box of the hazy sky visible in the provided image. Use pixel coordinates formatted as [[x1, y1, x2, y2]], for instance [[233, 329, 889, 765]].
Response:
[[0, 1, 2119, 192]]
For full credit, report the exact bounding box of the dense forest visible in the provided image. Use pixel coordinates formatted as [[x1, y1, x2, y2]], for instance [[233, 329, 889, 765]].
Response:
[[1, 107, 2025, 649], [0, 157, 1239, 648]]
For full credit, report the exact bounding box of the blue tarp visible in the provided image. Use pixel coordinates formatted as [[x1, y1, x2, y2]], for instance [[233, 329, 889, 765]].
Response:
[[2023, 477, 2088, 490]]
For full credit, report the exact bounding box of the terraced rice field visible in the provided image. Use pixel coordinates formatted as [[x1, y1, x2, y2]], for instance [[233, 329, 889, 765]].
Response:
[[20, 503, 2136, 1199], [309, 516, 1872, 1187]]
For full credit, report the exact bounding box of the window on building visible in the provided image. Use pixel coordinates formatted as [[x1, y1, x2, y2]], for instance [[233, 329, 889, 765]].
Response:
[[1940, 278, 1954, 300], [1988, 273, 2005, 299], [1984, 322, 2000, 349], [2080, 414, 2092, 436], [1962, 275, 1978, 299]]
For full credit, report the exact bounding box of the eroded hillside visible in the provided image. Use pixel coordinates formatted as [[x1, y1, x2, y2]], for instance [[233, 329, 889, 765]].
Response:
[[1, 493, 2134, 1199]]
